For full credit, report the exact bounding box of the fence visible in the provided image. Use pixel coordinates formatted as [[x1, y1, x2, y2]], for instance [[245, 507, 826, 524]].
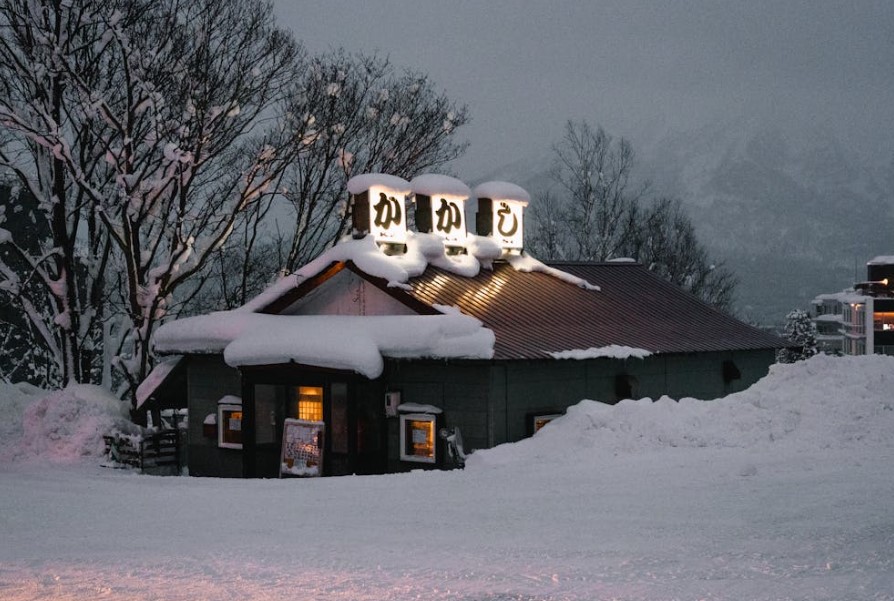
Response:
[[104, 429, 181, 475]]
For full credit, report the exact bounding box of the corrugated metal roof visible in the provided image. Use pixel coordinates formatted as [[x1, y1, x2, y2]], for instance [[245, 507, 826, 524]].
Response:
[[405, 261, 786, 360]]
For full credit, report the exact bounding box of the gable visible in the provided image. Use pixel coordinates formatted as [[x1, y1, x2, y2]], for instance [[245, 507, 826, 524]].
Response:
[[278, 268, 420, 316]]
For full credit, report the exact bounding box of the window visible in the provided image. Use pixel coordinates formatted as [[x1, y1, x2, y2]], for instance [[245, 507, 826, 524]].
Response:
[[218, 403, 243, 449], [296, 386, 323, 422], [400, 413, 437, 463], [874, 312, 894, 332], [531, 413, 562, 434]]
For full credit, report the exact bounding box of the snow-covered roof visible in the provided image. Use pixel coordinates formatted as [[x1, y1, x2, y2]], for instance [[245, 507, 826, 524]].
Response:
[[867, 256, 894, 266], [135, 356, 185, 409], [410, 174, 471, 198], [239, 233, 597, 313], [154, 313, 494, 378], [473, 181, 531, 204], [346, 173, 411, 195]]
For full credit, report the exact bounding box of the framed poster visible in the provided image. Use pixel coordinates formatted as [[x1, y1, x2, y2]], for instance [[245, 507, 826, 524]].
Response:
[[280, 418, 324, 477]]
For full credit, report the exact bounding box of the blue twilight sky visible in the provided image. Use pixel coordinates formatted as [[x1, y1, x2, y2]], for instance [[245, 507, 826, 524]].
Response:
[[273, 1, 894, 179]]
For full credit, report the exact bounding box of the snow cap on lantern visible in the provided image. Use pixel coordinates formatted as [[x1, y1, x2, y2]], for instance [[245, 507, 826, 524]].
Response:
[[411, 174, 471, 249], [348, 173, 412, 246], [474, 181, 530, 252]]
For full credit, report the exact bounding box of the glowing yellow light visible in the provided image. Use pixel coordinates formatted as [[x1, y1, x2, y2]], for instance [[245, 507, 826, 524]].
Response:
[[297, 386, 323, 422]]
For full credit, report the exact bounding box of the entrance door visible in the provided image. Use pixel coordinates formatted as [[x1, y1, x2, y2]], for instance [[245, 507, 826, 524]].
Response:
[[289, 383, 352, 476]]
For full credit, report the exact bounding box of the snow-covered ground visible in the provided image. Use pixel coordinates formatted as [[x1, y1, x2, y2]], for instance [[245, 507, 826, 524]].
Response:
[[2, 354, 894, 600]]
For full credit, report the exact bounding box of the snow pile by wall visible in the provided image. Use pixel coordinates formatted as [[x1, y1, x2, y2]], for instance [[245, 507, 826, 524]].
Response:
[[0, 383, 136, 464], [467, 354, 894, 468]]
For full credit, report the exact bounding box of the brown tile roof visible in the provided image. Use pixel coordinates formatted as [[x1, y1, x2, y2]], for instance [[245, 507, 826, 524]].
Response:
[[405, 261, 786, 360]]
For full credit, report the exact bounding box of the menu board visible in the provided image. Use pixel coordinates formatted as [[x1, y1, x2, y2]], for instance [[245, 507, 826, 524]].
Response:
[[280, 418, 324, 477]]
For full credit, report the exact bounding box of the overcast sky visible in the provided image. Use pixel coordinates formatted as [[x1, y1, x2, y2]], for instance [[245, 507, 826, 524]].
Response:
[[273, 1, 894, 180]]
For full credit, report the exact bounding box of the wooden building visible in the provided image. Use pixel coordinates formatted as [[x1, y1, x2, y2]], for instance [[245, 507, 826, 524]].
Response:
[[140, 174, 787, 478]]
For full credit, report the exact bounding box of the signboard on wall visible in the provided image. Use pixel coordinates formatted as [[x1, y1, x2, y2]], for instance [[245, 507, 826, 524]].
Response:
[[280, 418, 324, 477]]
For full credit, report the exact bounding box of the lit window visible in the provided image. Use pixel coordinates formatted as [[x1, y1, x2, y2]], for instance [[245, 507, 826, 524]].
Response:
[[874, 312, 894, 331], [531, 413, 562, 434], [296, 386, 323, 422], [218, 403, 243, 449], [400, 413, 436, 463]]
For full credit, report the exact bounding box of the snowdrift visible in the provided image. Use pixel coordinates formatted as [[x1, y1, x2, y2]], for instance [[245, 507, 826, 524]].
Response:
[[467, 354, 894, 468], [0, 383, 136, 464]]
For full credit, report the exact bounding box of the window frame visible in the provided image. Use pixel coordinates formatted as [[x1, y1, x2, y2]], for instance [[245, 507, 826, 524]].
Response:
[[218, 402, 244, 450], [399, 413, 438, 464]]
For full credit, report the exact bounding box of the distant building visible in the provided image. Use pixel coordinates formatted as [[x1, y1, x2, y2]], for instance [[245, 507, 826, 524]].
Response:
[[137, 174, 787, 478], [811, 256, 894, 357], [810, 292, 848, 354]]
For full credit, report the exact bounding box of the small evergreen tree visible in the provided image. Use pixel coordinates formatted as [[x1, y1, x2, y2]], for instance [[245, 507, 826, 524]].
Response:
[[776, 309, 819, 363]]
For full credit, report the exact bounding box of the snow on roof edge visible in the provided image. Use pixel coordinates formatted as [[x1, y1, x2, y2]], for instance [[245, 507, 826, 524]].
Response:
[[154, 313, 495, 379], [549, 345, 653, 360]]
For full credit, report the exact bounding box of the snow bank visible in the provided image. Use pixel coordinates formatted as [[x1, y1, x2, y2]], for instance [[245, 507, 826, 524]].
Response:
[[468, 354, 894, 468], [0, 383, 136, 464]]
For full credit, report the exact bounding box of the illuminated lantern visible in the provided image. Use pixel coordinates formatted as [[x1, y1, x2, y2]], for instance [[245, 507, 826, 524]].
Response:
[[347, 173, 412, 246], [411, 174, 471, 250], [474, 181, 530, 252]]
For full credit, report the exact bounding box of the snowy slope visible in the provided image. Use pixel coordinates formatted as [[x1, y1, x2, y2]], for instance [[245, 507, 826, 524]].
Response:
[[2, 354, 894, 600]]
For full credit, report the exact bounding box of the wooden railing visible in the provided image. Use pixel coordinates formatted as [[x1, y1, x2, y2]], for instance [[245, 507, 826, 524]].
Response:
[[104, 429, 181, 474]]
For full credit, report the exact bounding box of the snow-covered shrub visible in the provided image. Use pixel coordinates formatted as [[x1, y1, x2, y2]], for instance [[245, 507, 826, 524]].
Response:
[[1, 384, 138, 464]]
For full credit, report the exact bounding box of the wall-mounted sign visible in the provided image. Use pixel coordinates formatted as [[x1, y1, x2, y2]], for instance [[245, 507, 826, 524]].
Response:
[[399, 413, 437, 463], [474, 181, 530, 252]]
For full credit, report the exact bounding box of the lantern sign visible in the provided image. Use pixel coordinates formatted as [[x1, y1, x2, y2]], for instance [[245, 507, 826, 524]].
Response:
[[411, 174, 471, 249], [347, 174, 411, 245], [368, 185, 407, 243], [473, 181, 530, 252]]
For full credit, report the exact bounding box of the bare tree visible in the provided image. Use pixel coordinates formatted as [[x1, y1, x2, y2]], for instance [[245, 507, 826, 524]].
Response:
[[279, 51, 469, 272], [186, 50, 472, 313], [621, 198, 737, 313], [0, 0, 116, 385], [529, 120, 737, 312], [547, 120, 643, 261], [0, 0, 302, 399]]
